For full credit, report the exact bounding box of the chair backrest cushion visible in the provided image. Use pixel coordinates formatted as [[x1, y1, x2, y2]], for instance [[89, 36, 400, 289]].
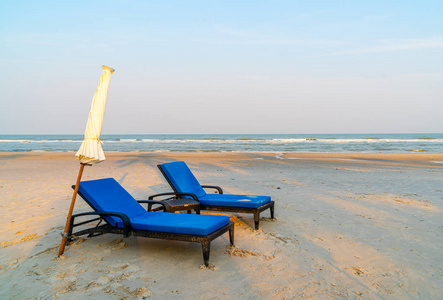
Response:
[[78, 178, 147, 227], [159, 161, 206, 198]]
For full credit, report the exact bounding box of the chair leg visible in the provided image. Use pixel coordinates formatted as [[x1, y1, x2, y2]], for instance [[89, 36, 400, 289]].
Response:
[[196, 208, 200, 214], [187, 210, 191, 214], [202, 242, 210, 267], [147, 203, 152, 212], [254, 211, 260, 230], [229, 227, 234, 246], [270, 204, 275, 219], [68, 219, 74, 237]]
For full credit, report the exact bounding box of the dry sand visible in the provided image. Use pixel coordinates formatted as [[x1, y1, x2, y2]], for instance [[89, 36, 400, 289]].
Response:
[[0, 152, 442, 299]]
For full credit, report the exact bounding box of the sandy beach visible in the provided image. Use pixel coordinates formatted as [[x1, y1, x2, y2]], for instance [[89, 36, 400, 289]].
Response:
[[1, 152, 442, 299]]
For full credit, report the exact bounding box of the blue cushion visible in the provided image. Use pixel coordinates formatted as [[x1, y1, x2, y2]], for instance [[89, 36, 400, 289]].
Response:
[[78, 178, 147, 227], [126, 212, 230, 236], [160, 161, 207, 198], [78, 178, 230, 235], [199, 194, 271, 208]]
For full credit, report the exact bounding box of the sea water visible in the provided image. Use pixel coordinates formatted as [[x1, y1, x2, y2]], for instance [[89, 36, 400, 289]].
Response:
[[1, 134, 442, 153]]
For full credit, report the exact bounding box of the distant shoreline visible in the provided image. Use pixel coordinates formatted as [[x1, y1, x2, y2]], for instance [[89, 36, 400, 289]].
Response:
[[1, 151, 442, 164]]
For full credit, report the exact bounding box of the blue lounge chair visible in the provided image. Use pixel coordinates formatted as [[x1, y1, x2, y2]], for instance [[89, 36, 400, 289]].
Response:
[[68, 178, 234, 266], [151, 161, 275, 229]]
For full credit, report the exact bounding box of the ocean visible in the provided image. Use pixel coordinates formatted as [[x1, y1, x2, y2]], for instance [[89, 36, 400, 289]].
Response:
[[1, 134, 442, 153]]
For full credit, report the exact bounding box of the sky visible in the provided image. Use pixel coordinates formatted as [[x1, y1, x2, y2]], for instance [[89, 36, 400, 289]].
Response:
[[1, 0, 442, 134]]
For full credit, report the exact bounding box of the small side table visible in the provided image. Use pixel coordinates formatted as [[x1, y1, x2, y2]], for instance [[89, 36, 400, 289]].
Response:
[[147, 192, 200, 214]]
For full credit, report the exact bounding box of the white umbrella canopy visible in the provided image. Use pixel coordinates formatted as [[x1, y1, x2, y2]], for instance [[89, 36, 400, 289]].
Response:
[[76, 65, 115, 164]]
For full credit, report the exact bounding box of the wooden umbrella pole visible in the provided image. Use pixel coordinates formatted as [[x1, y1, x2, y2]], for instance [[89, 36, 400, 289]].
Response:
[[58, 163, 86, 257]]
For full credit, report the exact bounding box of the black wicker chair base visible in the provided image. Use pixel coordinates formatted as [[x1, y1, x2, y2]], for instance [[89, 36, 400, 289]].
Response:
[[200, 201, 274, 230], [68, 212, 234, 267]]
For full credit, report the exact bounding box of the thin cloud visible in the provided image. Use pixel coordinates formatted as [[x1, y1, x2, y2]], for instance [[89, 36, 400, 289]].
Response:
[[198, 36, 350, 47], [321, 37, 443, 56]]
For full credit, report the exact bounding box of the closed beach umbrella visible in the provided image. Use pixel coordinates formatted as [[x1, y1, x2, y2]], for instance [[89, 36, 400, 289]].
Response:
[[58, 65, 115, 256], [76, 65, 115, 164]]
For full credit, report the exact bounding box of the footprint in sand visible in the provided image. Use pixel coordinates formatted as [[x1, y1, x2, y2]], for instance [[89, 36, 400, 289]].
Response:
[[225, 245, 278, 261]]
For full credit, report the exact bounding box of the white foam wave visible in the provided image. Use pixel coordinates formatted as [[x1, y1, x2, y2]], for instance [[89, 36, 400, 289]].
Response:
[[270, 138, 443, 144], [0, 139, 81, 143], [1, 138, 442, 145], [117, 139, 139, 142], [106, 138, 443, 144]]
